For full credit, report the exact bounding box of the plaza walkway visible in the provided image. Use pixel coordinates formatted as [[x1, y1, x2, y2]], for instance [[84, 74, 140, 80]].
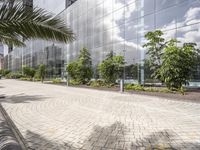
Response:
[[0, 79, 200, 150]]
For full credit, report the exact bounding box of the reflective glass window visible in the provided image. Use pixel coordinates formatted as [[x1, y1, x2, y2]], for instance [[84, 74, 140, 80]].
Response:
[[125, 1, 138, 23], [113, 8, 125, 27], [156, 6, 177, 31]]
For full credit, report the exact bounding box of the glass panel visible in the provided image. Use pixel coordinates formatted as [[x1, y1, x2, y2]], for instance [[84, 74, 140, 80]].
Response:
[[104, 13, 113, 30], [156, 6, 177, 31], [125, 1, 138, 23], [138, 14, 155, 37], [113, 24, 125, 43], [113, 0, 125, 11], [113, 8, 125, 27], [95, 3, 104, 20], [103, 29, 113, 45], [137, 0, 155, 17], [155, 0, 186, 11], [177, 0, 200, 28], [104, 0, 113, 16], [125, 20, 137, 41]]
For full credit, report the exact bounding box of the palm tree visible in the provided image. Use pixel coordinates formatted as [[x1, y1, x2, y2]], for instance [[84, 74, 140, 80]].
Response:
[[0, 1, 74, 46]]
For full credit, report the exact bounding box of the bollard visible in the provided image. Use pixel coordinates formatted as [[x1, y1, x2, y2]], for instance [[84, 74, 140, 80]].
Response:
[[120, 79, 124, 93]]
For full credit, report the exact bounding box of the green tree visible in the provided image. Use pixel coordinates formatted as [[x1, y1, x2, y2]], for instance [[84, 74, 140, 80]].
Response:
[[22, 66, 35, 78], [77, 48, 93, 83], [0, 2, 74, 46], [159, 40, 200, 91], [125, 64, 138, 80], [38, 64, 46, 83], [143, 30, 167, 80], [98, 51, 125, 83], [66, 48, 93, 84], [67, 61, 79, 80], [144, 59, 154, 80]]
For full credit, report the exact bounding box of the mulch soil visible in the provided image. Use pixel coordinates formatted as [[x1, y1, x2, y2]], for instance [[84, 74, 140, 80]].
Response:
[[46, 82, 200, 103]]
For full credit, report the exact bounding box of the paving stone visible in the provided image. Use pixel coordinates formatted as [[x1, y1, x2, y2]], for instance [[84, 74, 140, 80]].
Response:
[[0, 79, 200, 149]]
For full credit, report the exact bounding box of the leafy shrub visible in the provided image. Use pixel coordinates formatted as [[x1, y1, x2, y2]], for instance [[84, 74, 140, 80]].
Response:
[[125, 84, 145, 91], [125, 84, 171, 93], [67, 61, 78, 80], [22, 66, 35, 78], [52, 79, 62, 84], [144, 87, 170, 93], [69, 80, 81, 85], [88, 80, 104, 87], [34, 78, 41, 82], [20, 77, 33, 81], [98, 51, 125, 84], [144, 30, 200, 92], [0, 69, 11, 77], [5, 72, 24, 79], [34, 71, 40, 81], [67, 48, 93, 84], [88, 80, 115, 88], [38, 64, 46, 82], [159, 40, 199, 91]]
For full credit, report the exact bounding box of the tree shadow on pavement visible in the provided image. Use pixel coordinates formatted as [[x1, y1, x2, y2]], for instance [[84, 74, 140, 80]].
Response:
[[130, 130, 200, 150], [25, 130, 75, 150], [0, 119, 21, 150], [24, 122, 200, 150], [0, 93, 48, 104]]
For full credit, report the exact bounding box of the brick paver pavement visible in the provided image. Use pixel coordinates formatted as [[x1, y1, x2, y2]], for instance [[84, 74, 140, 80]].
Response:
[[0, 79, 200, 150]]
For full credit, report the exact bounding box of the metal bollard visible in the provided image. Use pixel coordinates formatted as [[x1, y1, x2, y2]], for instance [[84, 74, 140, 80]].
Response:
[[120, 79, 124, 93]]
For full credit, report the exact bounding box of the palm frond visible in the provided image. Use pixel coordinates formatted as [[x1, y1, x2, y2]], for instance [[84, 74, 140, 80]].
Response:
[[0, 34, 25, 46], [0, 2, 75, 46]]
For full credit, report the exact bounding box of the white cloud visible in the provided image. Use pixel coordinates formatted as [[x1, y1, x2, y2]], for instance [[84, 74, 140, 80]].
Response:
[[185, 7, 200, 22]]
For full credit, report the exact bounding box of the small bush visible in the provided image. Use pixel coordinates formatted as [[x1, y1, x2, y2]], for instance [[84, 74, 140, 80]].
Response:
[[88, 80, 105, 87], [125, 84, 145, 91], [144, 87, 170, 93], [69, 80, 81, 85], [34, 78, 41, 82], [38, 64, 46, 82], [20, 77, 33, 81], [66, 48, 93, 84], [125, 84, 172, 93], [52, 79, 62, 84], [0, 69, 11, 77], [22, 66, 36, 78], [88, 80, 115, 88], [98, 51, 125, 84], [5, 72, 24, 79]]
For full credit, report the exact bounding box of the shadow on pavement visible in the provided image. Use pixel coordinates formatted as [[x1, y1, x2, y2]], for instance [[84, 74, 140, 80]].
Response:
[[0, 119, 22, 150], [24, 122, 200, 150], [0, 93, 48, 104], [25, 131, 74, 150]]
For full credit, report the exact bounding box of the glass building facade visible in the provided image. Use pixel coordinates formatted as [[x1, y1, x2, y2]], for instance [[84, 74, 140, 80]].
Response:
[[4, 0, 200, 86]]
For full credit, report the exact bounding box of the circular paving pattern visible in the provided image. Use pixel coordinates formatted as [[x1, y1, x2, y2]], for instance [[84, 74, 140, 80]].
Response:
[[1, 80, 200, 150]]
